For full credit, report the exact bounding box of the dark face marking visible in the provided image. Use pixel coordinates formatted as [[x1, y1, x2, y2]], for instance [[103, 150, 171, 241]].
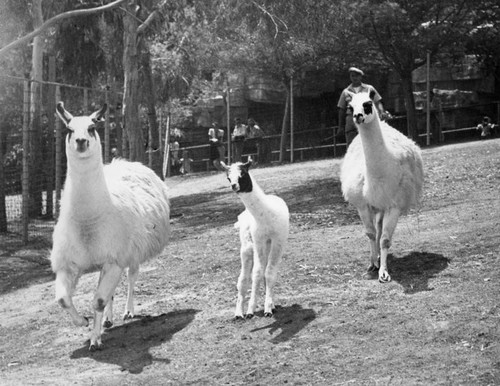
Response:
[[237, 169, 253, 193], [363, 101, 373, 115]]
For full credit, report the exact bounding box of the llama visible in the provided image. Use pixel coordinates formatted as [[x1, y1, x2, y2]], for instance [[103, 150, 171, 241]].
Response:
[[51, 102, 170, 350], [340, 91, 423, 283], [221, 159, 289, 318]]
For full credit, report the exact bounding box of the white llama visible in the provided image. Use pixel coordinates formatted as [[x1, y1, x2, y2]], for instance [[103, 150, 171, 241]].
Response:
[[221, 159, 289, 318], [51, 102, 170, 350], [340, 91, 424, 283]]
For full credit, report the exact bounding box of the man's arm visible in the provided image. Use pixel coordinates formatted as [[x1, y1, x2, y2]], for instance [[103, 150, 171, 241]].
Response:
[[338, 108, 346, 134]]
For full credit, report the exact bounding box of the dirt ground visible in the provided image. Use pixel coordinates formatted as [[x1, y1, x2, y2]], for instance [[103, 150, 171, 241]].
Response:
[[1, 138, 499, 385]]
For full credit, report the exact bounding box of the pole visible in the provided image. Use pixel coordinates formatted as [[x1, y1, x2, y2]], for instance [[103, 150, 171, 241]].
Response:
[[55, 85, 62, 218], [104, 86, 110, 163], [426, 50, 431, 146], [22, 78, 30, 243], [290, 75, 294, 163], [226, 77, 231, 164]]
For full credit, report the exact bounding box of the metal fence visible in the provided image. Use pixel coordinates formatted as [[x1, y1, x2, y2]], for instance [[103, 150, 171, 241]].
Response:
[[0, 75, 112, 244], [1, 71, 498, 245]]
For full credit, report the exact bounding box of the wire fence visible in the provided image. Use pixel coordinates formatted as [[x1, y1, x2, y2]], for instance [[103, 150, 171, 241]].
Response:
[[1, 72, 499, 245]]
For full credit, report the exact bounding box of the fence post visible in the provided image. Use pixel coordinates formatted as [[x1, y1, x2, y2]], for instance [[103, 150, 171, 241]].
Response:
[[83, 88, 89, 114], [55, 85, 62, 219], [22, 78, 30, 243], [104, 86, 110, 163], [290, 75, 294, 163]]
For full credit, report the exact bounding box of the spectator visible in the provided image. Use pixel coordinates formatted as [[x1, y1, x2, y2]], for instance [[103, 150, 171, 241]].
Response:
[[208, 121, 226, 171], [180, 149, 193, 174], [477, 116, 494, 139], [170, 138, 180, 175], [247, 118, 266, 164], [337, 67, 387, 147], [231, 117, 248, 162]]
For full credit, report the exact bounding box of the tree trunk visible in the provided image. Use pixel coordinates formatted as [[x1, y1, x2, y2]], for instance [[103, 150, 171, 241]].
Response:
[[140, 46, 161, 175], [28, 0, 44, 218], [279, 89, 290, 163], [400, 74, 419, 141], [0, 124, 6, 232], [122, 0, 143, 163]]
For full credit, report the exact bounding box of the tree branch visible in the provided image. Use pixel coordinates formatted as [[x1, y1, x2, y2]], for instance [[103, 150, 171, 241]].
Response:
[[0, 0, 128, 58]]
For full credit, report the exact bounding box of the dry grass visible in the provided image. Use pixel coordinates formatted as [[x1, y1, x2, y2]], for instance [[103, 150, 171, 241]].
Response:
[[0, 138, 499, 385]]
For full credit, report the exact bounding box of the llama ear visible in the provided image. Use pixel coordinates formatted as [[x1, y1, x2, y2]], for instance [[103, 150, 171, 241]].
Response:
[[91, 104, 107, 123], [243, 157, 252, 170], [56, 102, 73, 127]]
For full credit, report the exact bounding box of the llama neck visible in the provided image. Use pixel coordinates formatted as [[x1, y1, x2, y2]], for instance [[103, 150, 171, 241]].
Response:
[[357, 117, 392, 177], [64, 153, 112, 221], [237, 180, 271, 219]]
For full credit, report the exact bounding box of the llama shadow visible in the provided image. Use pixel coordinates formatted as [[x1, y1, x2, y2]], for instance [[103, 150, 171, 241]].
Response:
[[250, 304, 316, 344], [388, 252, 450, 294], [70, 309, 199, 374]]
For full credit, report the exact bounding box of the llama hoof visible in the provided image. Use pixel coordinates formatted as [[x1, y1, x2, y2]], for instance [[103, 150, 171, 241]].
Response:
[[245, 313, 254, 319], [89, 342, 103, 352], [378, 271, 391, 283], [123, 312, 134, 321], [233, 315, 245, 321], [367, 264, 379, 272], [103, 320, 113, 328], [264, 312, 273, 318]]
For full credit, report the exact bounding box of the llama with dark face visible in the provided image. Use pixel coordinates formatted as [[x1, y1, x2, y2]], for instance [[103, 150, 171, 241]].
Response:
[[51, 102, 170, 351], [341, 91, 423, 283], [221, 160, 289, 318]]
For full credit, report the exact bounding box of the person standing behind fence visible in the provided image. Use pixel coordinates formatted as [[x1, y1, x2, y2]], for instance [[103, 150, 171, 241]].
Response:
[[231, 117, 248, 162], [208, 121, 225, 171], [476, 116, 495, 139], [247, 118, 265, 165], [337, 67, 386, 147]]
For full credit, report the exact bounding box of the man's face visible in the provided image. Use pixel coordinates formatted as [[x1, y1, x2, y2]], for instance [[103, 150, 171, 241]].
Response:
[[350, 72, 362, 84]]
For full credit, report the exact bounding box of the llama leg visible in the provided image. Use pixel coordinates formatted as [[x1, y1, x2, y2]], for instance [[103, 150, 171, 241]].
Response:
[[54, 269, 88, 327], [235, 239, 253, 319], [246, 244, 266, 318], [264, 240, 283, 317], [357, 206, 378, 271], [89, 263, 123, 351], [103, 297, 114, 328], [124, 265, 139, 320], [378, 207, 400, 283], [98, 271, 114, 328]]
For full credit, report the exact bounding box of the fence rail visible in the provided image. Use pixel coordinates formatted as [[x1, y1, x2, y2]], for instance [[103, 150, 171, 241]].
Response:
[[1, 71, 498, 245]]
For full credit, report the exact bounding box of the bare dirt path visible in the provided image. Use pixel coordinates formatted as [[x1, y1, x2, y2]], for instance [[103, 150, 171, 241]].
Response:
[[1, 138, 499, 385]]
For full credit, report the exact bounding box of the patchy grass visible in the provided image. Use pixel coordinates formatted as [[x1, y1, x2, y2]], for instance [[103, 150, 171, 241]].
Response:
[[0, 138, 499, 385]]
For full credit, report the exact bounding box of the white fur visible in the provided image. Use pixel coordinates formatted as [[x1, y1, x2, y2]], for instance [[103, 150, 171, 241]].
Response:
[[340, 92, 423, 283], [222, 160, 289, 318], [51, 102, 170, 350]]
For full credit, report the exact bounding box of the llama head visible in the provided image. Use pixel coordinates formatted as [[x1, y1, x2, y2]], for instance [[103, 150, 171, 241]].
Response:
[[56, 102, 107, 159], [347, 91, 378, 125], [221, 158, 253, 193]]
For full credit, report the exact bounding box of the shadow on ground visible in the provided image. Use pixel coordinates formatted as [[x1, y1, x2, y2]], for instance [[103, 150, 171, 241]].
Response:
[[70, 309, 199, 374], [250, 304, 316, 343], [389, 252, 450, 294], [0, 236, 53, 295]]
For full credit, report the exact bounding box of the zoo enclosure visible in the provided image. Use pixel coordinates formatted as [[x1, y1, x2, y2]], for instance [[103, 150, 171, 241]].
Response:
[[0, 74, 122, 244], [1, 71, 498, 245]]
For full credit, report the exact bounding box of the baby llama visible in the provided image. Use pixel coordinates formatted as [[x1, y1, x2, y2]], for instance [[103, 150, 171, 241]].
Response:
[[221, 159, 289, 318], [51, 102, 170, 350], [340, 91, 424, 283]]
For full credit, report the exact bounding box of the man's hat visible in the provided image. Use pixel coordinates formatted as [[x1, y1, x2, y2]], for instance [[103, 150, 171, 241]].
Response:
[[348, 67, 364, 76]]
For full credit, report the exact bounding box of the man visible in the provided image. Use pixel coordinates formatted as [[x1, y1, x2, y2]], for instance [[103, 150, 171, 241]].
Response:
[[337, 67, 387, 147], [208, 121, 225, 170]]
